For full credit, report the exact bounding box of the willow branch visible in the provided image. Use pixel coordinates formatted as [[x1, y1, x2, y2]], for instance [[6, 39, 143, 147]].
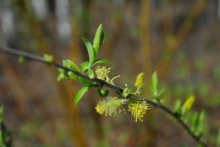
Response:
[[0, 46, 208, 147]]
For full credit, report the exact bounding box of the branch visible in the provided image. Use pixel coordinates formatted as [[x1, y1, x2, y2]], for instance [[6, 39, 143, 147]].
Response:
[[0, 46, 208, 147]]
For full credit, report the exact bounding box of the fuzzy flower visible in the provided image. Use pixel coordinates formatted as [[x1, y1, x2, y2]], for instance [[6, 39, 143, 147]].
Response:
[[128, 100, 149, 122], [95, 66, 111, 80], [182, 96, 195, 110], [135, 72, 144, 87], [95, 97, 128, 116]]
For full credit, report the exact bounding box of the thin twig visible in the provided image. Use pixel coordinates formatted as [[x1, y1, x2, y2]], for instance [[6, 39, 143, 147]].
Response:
[[0, 46, 208, 147]]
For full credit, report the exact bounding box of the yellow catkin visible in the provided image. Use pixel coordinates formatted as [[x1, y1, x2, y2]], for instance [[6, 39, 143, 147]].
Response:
[[135, 72, 144, 87], [95, 97, 127, 116], [95, 66, 111, 80], [182, 96, 195, 110], [128, 100, 148, 122]]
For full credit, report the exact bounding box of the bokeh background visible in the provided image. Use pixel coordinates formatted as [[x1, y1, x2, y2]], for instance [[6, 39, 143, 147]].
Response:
[[0, 0, 220, 146]]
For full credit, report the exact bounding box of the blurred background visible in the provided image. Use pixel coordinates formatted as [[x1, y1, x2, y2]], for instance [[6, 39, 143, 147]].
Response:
[[0, 0, 220, 146]]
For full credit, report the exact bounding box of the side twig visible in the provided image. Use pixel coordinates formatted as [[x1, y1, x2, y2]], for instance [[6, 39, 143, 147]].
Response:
[[0, 46, 208, 147]]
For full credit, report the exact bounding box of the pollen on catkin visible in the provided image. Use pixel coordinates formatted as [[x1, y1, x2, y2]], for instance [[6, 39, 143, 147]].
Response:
[[95, 66, 111, 80], [128, 100, 149, 122], [95, 97, 128, 116], [135, 72, 144, 87]]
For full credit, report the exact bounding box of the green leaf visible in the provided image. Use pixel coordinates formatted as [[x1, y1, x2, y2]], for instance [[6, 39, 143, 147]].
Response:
[[110, 75, 120, 84], [74, 86, 92, 106], [67, 71, 90, 85], [62, 61, 90, 85], [78, 77, 90, 86], [57, 68, 66, 81], [93, 24, 105, 56], [67, 71, 77, 79], [157, 89, 165, 97], [123, 87, 128, 94], [122, 87, 132, 97], [151, 71, 158, 95], [63, 60, 80, 72], [80, 61, 90, 72], [0, 106, 3, 115], [191, 112, 198, 132], [58, 68, 65, 73], [174, 100, 182, 116], [106, 75, 111, 83], [0, 130, 5, 147], [198, 111, 206, 134], [0, 106, 3, 123], [44, 54, 54, 63], [57, 73, 65, 81], [95, 66, 101, 71], [18, 56, 27, 63], [115, 91, 123, 97], [217, 129, 220, 147], [127, 87, 132, 94], [83, 38, 95, 65], [87, 70, 94, 79], [97, 86, 109, 97], [92, 59, 111, 66]]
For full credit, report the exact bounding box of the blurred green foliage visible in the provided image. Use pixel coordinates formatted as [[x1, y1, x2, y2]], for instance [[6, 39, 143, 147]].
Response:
[[0, 107, 12, 147]]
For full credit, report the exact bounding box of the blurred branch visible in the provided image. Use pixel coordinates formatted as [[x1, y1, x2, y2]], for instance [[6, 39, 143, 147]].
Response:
[[140, 0, 152, 82], [155, 0, 209, 77], [0, 46, 208, 147]]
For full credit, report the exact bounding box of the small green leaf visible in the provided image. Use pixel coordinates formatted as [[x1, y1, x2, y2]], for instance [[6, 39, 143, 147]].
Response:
[[44, 54, 54, 63], [18, 56, 27, 63], [83, 38, 95, 65], [57, 73, 65, 81], [78, 77, 90, 86], [122, 87, 132, 97], [67, 71, 90, 85], [61, 63, 90, 85], [97, 86, 109, 97], [63, 60, 80, 72], [0, 106, 3, 123], [110, 75, 120, 84], [87, 70, 94, 79], [0, 106, 3, 115], [93, 24, 105, 56], [95, 66, 101, 71], [74, 86, 92, 106], [57, 68, 66, 81], [217, 129, 220, 147], [115, 91, 123, 97], [92, 59, 111, 66], [106, 75, 111, 83], [174, 100, 182, 116], [0, 130, 5, 147], [67, 71, 76, 79], [157, 89, 165, 97], [151, 71, 158, 94], [59, 68, 65, 73], [127, 87, 132, 94], [191, 112, 198, 132], [122, 87, 128, 97], [198, 111, 206, 133], [123, 87, 128, 94], [80, 61, 89, 72]]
